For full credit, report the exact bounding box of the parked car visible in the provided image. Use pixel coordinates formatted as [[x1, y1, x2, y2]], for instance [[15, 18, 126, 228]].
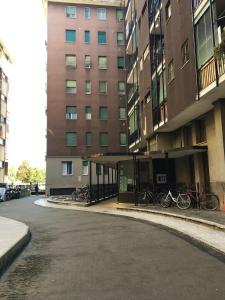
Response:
[[0, 187, 6, 202]]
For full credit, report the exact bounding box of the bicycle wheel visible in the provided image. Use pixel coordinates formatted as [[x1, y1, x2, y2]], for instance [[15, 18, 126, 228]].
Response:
[[204, 194, 219, 210], [71, 191, 76, 201], [138, 192, 146, 204], [177, 194, 191, 210], [160, 194, 171, 208]]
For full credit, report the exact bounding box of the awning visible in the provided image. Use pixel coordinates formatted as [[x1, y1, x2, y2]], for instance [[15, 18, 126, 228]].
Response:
[[84, 146, 207, 165]]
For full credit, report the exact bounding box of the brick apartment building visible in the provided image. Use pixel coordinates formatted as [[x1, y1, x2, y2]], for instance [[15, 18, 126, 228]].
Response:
[[45, 0, 127, 195], [0, 40, 11, 183], [123, 0, 225, 208]]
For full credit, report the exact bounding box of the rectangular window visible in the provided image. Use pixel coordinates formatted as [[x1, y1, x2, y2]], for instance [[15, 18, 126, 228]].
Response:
[[98, 31, 106, 44], [168, 60, 174, 82], [62, 161, 73, 176], [84, 31, 90, 44], [165, 1, 171, 20], [119, 107, 126, 119], [118, 81, 125, 95], [117, 57, 125, 69], [82, 160, 89, 176], [117, 32, 124, 45], [85, 80, 91, 94], [181, 40, 189, 66], [99, 81, 107, 94], [85, 132, 92, 146], [96, 163, 102, 175], [85, 106, 92, 120], [65, 54, 76, 68], [98, 56, 107, 69], [99, 132, 108, 146], [65, 132, 77, 146], [65, 6, 76, 18], [120, 133, 127, 146], [66, 30, 76, 43], [195, 9, 213, 68], [66, 106, 77, 120], [99, 106, 108, 120], [84, 7, 91, 19], [116, 9, 124, 21], [84, 55, 91, 68], [65, 80, 77, 93], [97, 8, 106, 20]]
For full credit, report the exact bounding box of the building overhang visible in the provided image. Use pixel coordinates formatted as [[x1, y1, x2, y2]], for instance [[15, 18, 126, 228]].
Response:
[[44, 0, 124, 8], [148, 146, 208, 159]]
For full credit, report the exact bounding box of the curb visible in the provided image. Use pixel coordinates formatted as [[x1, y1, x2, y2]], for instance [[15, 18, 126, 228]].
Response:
[[117, 207, 225, 233], [0, 227, 31, 276], [47, 199, 90, 207]]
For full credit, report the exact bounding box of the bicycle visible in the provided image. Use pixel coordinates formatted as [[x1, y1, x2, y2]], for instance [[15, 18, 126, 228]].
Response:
[[186, 188, 219, 211], [72, 185, 90, 202], [160, 190, 191, 209], [138, 190, 165, 205]]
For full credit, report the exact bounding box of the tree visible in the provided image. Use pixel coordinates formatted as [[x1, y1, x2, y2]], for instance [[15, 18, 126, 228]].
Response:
[[8, 166, 17, 184], [16, 160, 32, 183]]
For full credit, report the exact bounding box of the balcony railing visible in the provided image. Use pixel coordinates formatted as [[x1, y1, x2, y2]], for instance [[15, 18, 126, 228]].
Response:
[[193, 0, 204, 11], [149, 0, 161, 25], [198, 55, 225, 91]]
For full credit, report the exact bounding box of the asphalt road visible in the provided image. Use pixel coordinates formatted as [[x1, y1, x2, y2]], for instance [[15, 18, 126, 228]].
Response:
[[0, 196, 225, 300]]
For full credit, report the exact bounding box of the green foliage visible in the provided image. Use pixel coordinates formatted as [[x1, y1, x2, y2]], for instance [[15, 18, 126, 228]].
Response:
[[8, 166, 17, 183], [16, 161, 45, 184], [214, 30, 225, 60]]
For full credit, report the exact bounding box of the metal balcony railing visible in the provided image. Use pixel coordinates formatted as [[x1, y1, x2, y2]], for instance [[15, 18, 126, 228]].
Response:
[[149, 0, 161, 25], [126, 11, 136, 43]]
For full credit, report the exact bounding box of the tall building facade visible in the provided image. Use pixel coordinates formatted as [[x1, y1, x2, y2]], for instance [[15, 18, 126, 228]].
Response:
[[0, 40, 11, 183], [124, 0, 225, 208], [46, 0, 126, 195]]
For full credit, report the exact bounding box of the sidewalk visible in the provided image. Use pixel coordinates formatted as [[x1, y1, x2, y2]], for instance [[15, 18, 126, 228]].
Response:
[[0, 216, 30, 275], [38, 197, 225, 254]]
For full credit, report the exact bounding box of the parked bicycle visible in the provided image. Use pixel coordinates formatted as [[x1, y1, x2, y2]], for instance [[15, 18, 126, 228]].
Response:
[[138, 190, 165, 205], [71, 185, 90, 202], [186, 188, 219, 211], [160, 190, 191, 209]]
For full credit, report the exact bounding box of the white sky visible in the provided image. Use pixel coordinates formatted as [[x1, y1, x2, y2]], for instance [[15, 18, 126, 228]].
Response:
[[0, 0, 47, 169]]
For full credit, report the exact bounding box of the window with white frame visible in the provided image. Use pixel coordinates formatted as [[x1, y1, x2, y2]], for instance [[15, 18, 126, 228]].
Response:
[[82, 160, 89, 175], [85, 106, 92, 120], [66, 106, 77, 120], [65, 6, 76, 18], [62, 161, 73, 176], [84, 7, 91, 19], [97, 8, 106, 20]]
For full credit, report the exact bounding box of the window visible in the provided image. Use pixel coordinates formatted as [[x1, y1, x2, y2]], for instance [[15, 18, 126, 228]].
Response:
[[65, 6, 76, 18], [168, 60, 174, 82], [85, 132, 92, 146], [65, 80, 77, 93], [82, 160, 89, 176], [99, 81, 107, 94], [65, 54, 76, 68], [66, 30, 76, 43], [195, 9, 213, 68], [117, 32, 124, 45], [84, 55, 91, 68], [62, 161, 73, 176], [117, 57, 125, 69], [97, 8, 106, 20], [99, 132, 108, 146], [85, 106, 92, 120], [65, 133, 77, 146], [99, 106, 108, 120], [98, 31, 107, 44], [84, 31, 90, 44], [85, 80, 91, 94], [181, 40, 189, 66], [118, 81, 125, 95], [120, 133, 127, 146], [165, 1, 171, 20], [119, 107, 126, 119], [96, 164, 102, 175], [116, 9, 124, 21], [84, 7, 91, 19], [98, 56, 107, 69], [66, 106, 77, 120]]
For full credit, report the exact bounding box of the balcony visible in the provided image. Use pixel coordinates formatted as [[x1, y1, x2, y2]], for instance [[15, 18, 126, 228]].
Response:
[[149, 0, 161, 26], [126, 11, 136, 44], [193, 0, 204, 11], [198, 55, 225, 91]]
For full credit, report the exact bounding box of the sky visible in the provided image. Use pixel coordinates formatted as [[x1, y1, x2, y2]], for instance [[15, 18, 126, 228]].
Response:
[[0, 0, 47, 169]]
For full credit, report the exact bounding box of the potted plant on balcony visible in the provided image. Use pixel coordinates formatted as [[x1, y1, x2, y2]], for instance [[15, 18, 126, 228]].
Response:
[[214, 30, 225, 60]]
